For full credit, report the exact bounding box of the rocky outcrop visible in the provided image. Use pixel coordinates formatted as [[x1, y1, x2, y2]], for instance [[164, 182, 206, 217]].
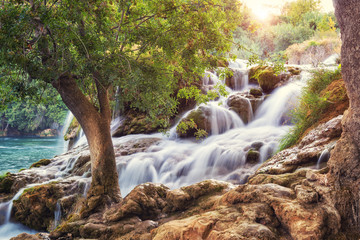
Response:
[[255, 115, 342, 175]]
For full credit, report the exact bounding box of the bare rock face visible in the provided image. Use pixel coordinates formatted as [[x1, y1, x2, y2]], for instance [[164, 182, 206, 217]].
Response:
[[256, 115, 343, 175]]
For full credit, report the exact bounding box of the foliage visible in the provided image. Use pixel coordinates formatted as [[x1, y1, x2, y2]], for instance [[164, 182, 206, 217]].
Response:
[[0, 81, 68, 133], [272, 23, 315, 52], [279, 67, 342, 150], [176, 119, 208, 140], [281, 0, 321, 25], [0, 0, 241, 129]]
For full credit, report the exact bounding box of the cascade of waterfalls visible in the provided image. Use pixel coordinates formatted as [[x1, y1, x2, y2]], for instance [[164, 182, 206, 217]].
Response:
[[0, 60, 314, 238]]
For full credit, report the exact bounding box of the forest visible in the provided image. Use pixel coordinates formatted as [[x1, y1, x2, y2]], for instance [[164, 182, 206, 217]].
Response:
[[1, 0, 360, 239]]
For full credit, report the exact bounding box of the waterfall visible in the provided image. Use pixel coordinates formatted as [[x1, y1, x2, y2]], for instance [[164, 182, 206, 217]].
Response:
[[317, 149, 330, 169], [53, 201, 61, 229], [0, 60, 317, 238]]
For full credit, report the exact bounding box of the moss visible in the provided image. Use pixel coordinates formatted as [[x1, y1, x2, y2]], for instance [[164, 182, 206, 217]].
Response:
[[257, 69, 281, 94], [0, 172, 15, 193], [249, 88, 263, 97], [288, 67, 301, 75], [249, 170, 307, 188], [30, 158, 52, 168], [246, 149, 260, 164]]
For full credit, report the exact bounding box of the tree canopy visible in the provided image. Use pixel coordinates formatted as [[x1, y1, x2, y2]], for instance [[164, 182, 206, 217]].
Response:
[[0, 0, 242, 213]]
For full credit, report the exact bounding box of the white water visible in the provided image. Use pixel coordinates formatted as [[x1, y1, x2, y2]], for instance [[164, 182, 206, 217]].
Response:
[[0, 60, 312, 239], [53, 201, 61, 230]]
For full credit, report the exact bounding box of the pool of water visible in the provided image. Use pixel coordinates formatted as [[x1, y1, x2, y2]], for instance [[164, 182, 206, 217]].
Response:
[[0, 137, 66, 175]]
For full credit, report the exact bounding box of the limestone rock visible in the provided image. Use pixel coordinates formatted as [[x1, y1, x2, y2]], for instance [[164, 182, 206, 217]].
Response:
[[256, 115, 343, 175], [227, 94, 253, 124]]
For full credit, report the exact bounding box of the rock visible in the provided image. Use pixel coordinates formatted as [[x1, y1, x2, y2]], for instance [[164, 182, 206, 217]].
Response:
[[249, 170, 306, 188], [257, 69, 281, 94], [64, 117, 81, 149], [246, 149, 260, 164], [12, 183, 64, 231], [295, 185, 318, 204], [225, 69, 248, 90], [251, 141, 264, 150], [112, 111, 161, 137], [176, 106, 212, 138], [113, 138, 161, 157], [256, 115, 343, 175], [105, 183, 170, 222], [227, 94, 253, 124], [30, 159, 52, 168], [0, 172, 15, 194], [36, 129, 58, 137], [249, 88, 263, 97], [10, 233, 40, 240]]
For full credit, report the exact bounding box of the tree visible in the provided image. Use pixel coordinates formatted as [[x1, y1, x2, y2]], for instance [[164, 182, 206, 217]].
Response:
[[281, 0, 320, 25], [328, 0, 360, 236], [0, 0, 241, 215]]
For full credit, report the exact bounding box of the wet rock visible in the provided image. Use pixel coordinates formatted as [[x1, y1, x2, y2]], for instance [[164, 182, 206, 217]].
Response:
[[64, 117, 81, 150], [246, 149, 260, 164], [227, 94, 253, 124], [251, 141, 264, 150], [257, 69, 281, 94], [256, 115, 343, 175], [0, 173, 15, 194], [12, 183, 65, 231], [113, 138, 161, 157], [249, 88, 263, 97], [112, 111, 161, 137], [30, 159, 52, 169], [176, 106, 212, 138], [225, 68, 248, 90]]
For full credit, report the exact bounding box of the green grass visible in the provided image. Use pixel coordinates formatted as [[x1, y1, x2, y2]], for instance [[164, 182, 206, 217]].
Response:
[[278, 67, 342, 151]]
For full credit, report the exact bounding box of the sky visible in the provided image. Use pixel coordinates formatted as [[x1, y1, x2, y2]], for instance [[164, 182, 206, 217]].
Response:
[[243, 0, 334, 21]]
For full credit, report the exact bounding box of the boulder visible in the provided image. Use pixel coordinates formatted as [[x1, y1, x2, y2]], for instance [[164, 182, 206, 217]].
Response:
[[112, 111, 161, 137], [30, 159, 52, 169], [227, 93, 263, 124], [246, 149, 260, 164], [227, 94, 253, 124], [176, 106, 212, 138]]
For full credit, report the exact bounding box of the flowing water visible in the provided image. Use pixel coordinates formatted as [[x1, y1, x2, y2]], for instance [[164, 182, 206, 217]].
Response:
[[0, 60, 314, 239]]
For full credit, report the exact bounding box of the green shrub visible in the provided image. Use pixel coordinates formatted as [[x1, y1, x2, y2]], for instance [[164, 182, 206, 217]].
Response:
[[279, 67, 342, 151]]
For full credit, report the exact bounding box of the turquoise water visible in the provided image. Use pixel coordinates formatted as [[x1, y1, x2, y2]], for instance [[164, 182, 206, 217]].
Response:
[[0, 137, 66, 175]]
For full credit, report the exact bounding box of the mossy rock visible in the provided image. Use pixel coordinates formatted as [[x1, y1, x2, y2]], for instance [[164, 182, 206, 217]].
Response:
[[13, 182, 64, 231], [0, 172, 15, 193], [176, 106, 211, 138], [249, 88, 263, 97], [257, 69, 281, 94], [112, 113, 161, 137], [249, 170, 307, 188], [288, 67, 301, 75], [246, 149, 260, 164], [248, 65, 267, 85], [30, 159, 52, 168]]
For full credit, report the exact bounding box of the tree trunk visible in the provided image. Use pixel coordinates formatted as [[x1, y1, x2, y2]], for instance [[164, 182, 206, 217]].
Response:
[[52, 74, 121, 216], [328, 0, 360, 235]]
